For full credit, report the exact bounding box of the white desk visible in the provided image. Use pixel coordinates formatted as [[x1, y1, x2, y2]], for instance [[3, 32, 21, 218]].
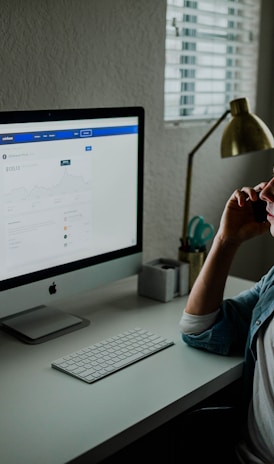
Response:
[[0, 274, 253, 464]]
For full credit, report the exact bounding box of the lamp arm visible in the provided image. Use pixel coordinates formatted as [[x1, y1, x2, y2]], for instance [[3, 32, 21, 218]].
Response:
[[181, 109, 230, 246]]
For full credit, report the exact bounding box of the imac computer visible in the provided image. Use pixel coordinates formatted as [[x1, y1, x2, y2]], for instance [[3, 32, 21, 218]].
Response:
[[0, 106, 144, 343]]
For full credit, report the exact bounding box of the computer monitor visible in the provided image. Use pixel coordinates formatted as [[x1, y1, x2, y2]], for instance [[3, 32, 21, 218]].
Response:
[[0, 106, 144, 343]]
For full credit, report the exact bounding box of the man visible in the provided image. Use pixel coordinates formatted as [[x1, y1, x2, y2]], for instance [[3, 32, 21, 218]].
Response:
[[179, 180, 274, 464]]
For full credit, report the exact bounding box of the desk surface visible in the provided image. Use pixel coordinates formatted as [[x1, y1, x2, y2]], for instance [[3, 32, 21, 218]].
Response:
[[0, 274, 253, 464]]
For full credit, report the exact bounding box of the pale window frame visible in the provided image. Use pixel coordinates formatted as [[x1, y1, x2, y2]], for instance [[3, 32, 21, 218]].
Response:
[[164, 0, 262, 123]]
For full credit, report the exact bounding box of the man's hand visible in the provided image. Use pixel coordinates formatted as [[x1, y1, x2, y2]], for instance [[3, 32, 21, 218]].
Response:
[[217, 185, 270, 245]]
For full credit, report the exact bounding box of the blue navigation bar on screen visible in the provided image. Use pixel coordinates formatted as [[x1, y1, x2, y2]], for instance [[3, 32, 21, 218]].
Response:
[[0, 125, 138, 145]]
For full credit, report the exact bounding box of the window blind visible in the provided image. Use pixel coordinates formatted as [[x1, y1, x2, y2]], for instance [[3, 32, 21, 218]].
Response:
[[164, 0, 262, 122]]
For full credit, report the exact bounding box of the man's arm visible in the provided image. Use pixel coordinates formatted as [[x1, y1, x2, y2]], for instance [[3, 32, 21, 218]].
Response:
[[184, 185, 269, 316]]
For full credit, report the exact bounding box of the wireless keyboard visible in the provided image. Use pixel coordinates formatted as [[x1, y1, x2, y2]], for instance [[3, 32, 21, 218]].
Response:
[[51, 327, 174, 384]]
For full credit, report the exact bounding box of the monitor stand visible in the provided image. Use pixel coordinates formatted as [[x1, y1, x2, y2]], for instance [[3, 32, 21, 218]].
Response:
[[0, 305, 90, 344]]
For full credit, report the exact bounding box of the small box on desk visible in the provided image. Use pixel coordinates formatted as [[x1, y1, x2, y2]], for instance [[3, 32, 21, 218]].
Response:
[[138, 258, 189, 302]]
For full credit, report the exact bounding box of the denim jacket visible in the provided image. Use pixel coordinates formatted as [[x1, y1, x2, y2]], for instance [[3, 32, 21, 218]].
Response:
[[181, 266, 274, 404]]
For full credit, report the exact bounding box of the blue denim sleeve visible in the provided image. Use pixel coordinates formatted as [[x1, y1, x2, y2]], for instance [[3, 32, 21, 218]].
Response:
[[181, 281, 262, 356]]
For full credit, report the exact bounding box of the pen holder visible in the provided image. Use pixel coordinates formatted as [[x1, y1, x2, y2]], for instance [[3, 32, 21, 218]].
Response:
[[178, 249, 206, 291]]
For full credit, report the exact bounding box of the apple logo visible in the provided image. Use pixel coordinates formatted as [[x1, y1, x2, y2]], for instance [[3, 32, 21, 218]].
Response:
[[49, 281, 57, 295]]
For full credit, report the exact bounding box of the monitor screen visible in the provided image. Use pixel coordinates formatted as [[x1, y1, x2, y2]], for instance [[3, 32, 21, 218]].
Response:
[[0, 106, 144, 343]]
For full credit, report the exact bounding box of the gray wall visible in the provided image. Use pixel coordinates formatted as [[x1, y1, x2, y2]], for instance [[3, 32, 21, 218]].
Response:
[[1, 0, 274, 281]]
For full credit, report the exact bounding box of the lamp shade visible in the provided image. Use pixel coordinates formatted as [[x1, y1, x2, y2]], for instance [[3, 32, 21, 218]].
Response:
[[221, 98, 274, 157]]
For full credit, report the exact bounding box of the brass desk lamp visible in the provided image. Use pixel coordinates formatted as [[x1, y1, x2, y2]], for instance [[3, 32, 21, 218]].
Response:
[[179, 97, 274, 285]]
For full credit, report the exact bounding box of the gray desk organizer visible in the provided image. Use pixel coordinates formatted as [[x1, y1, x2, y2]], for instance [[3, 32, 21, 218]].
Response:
[[138, 258, 189, 302]]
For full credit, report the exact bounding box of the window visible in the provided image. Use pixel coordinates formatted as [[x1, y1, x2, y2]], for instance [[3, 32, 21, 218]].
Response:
[[164, 0, 262, 122]]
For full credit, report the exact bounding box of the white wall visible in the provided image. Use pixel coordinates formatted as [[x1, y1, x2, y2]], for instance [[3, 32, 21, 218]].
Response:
[[1, 0, 274, 281]]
